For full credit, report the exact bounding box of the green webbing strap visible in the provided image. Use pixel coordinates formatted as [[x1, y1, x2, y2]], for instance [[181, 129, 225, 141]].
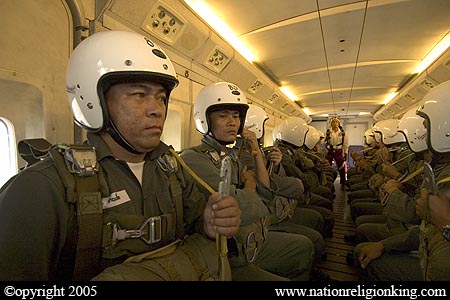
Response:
[[73, 175, 103, 280], [169, 149, 216, 194], [437, 176, 450, 186], [166, 167, 185, 240], [391, 152, 415, 166], [169, 149, 229, 281], [49, 147, 75, 204], [49, 146, 103, 281]]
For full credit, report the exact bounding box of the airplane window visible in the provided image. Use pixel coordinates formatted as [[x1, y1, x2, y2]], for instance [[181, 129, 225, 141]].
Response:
[[161, 108, 182, 151], [0, 117, 18, 188]]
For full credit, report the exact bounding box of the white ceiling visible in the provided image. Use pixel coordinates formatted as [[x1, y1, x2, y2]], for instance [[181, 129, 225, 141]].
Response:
[[199, 0, 450, 120]]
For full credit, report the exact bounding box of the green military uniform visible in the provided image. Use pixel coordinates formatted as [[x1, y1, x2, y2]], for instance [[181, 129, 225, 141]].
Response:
[[294, 149, 334, 199], [299, 147, 337, 194], [354, 155, 450, 281], [354, 156, 423, 242], [278, 142, 333, 208], [236, 142, 325, 264], [419, 155, 450, 280], [347, 146, 385, 196], [0, 133, 216, 281], [181, 135, 314, 280], [348, 147, 380, 188], [349, 143, 413, 220], [277, 142, 335, 237], [353, 227, 422, 281]]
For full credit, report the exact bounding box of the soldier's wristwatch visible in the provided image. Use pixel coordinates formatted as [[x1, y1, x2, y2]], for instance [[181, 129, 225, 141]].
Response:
[[442, 225, 450, 242]]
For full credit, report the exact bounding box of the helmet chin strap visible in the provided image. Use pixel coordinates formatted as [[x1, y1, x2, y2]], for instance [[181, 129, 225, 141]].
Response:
[[208, 132, 230, 146], [107, 120, 144, 155]]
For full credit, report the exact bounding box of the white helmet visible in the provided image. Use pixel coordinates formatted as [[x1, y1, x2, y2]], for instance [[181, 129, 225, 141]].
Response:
[[373, 130, 382, 143], [397, 106, 427, 153], [66, 30, 178, 132], [194, 82, 249, 134], [273, 117, 309, 147], [304, 126, 321, 150], [416, 80, 450, 153], [244, 104, 269, 140], [373, 119, 406, 145], [364, 129, 374, 145]]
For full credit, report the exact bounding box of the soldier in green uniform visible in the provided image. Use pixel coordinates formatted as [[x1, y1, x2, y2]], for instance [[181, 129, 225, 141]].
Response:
[[0, 31, 241, 281], [241, 104, 328, 279], [274, 118, 334, 207], [274, 118, 335, 237], [347, 107, 427, 267], [242, 105, 325, 237], [180, 82, 314, 281], [353, 108, 425, 243], [353, 80, 450, 281], [349, 119, 413, 221]]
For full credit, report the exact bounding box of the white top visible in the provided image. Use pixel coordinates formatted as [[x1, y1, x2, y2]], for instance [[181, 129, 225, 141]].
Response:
[[127, 161, 145, 185], [328, 128, 349, 154]]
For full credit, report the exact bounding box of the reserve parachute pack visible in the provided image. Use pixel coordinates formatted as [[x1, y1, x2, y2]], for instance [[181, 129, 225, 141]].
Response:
[[183, 144, 269, 267], [17, 138, 230, 281]]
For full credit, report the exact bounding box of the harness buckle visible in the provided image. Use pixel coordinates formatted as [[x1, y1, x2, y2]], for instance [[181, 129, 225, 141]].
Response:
[[111, 216, 163, 246], [60, 145, 97, 177], [139, 216, 162, 245]]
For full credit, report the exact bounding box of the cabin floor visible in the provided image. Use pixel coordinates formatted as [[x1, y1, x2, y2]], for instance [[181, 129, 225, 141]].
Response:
[[318, 178, 359, 281]]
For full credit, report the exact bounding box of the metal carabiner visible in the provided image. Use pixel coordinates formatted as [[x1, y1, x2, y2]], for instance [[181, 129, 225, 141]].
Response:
[[245, 231, 258, 263]]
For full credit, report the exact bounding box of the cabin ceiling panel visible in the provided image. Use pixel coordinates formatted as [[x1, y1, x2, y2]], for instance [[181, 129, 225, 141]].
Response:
[[328, 68, 360, 88], [360, 0, 450, 61], [177, 0, 449, 120], [427, 63, 450, 84], [301, 86, 385, 108], [404, 84, 429, 103], [194, 0, 450, 120], [203, 0, 317, 36], [345, 88, 389, 102], [247, 78, 274, 102], [318, 0, 363, 9], [245, 19, 325, 75], [220, 54, 258, 94], [357, 60, 415, 76], [300, 92, 334, 107], [320, 8, 365, 67], [108, 0, 213, 60], [287, 71, 333, 96], [109, 0, 152, 25]]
